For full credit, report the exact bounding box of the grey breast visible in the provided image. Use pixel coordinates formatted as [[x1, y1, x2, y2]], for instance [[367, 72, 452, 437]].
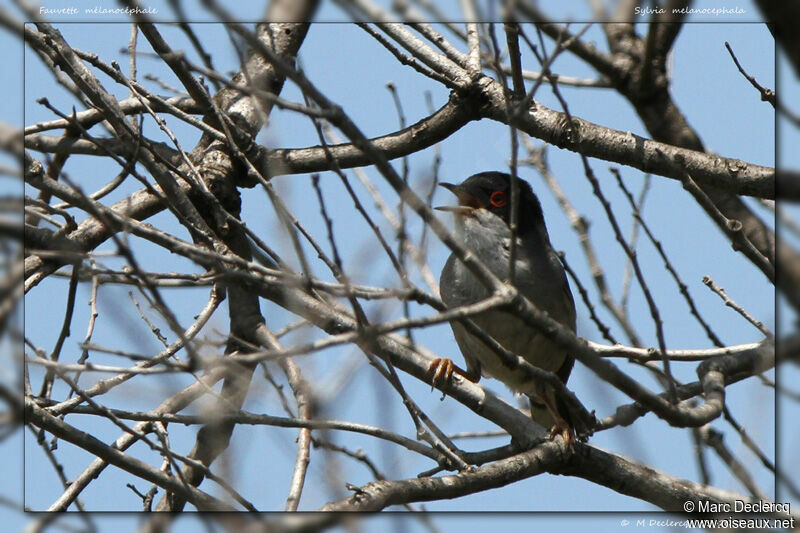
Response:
[[440, 244, 575, 393]]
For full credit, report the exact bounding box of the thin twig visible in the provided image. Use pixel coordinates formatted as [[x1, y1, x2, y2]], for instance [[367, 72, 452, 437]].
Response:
[[724, 41, 775, 107], [611, 168, 724, 347], [523, 137, 642, 346], [702, 276, 772, 338]]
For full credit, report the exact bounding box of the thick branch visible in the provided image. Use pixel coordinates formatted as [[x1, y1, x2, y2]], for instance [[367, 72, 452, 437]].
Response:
[[478, 79, 774, 199], [314, 440, 753, 514], [254, 96, 475, 177]]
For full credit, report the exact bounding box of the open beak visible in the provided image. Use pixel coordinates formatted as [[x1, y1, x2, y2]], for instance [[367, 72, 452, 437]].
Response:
[[434, 205, 475, 214], [434, 182, 481, 214]]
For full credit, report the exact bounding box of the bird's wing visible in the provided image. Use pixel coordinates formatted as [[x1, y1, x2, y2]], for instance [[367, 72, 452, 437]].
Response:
[[439, 253, 460, 306]]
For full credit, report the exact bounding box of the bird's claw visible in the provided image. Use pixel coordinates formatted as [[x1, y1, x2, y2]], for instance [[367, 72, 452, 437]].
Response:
[[427, 357, 455, 392], [549, 423, 576, 450]]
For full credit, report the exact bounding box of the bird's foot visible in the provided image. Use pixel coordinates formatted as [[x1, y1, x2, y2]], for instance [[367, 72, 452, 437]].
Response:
[[427, 358, 455, 392], [427, 358, 478, 395], [549, 422, 576, 450], [533, 384, 577, 450]]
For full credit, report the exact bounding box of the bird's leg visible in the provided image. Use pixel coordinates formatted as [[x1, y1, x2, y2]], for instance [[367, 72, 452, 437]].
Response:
[[427, 358, 480, 391], [535, 383, 575, 449]]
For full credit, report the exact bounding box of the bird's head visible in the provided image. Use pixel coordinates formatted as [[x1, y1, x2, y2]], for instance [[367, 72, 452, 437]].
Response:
[[436, 172, 547, 238]]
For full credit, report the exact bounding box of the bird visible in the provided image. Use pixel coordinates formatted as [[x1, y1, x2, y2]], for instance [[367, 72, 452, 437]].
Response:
[[430, 171, 579, 444]]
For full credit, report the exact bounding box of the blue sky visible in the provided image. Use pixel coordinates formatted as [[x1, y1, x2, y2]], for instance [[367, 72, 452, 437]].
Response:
[[3, 1, 792, 531]]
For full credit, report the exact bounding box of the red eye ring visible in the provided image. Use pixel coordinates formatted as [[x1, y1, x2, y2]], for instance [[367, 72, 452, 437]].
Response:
[[489, 190, 508, 208]]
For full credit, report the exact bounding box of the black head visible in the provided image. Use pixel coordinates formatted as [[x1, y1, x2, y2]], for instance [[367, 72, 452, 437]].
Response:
[[438, 172, 547, 237]]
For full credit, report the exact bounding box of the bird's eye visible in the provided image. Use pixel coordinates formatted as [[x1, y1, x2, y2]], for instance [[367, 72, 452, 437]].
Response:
[[489, 190, 508, 208]]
